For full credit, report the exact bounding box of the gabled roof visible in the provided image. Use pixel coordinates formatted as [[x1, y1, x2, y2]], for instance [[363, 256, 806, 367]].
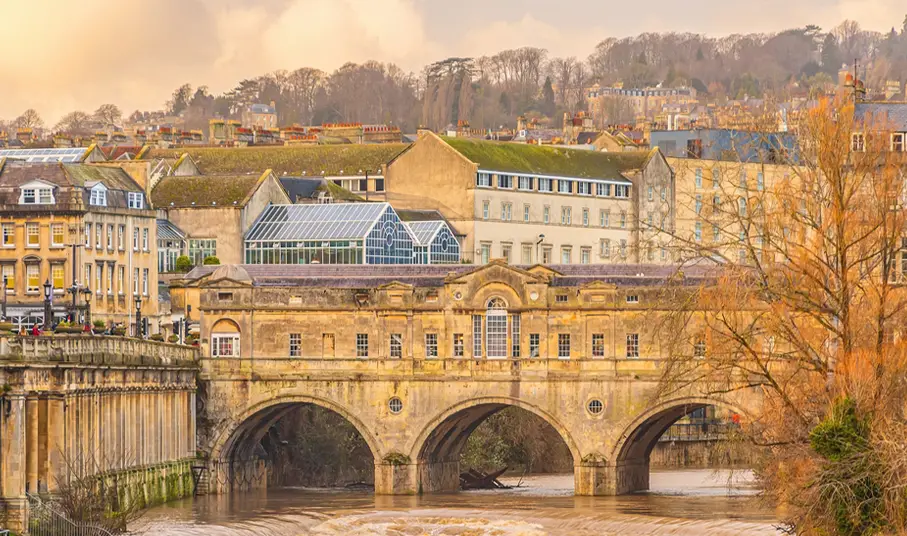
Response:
[[157, 219, 186, 241], [151, 171, 271, 208], [406, 220, 447, 246], [145, 144, 408, 176], [0, 161, 145, 210], [440, 135, 648, 180], [245, 202, 392, 241]]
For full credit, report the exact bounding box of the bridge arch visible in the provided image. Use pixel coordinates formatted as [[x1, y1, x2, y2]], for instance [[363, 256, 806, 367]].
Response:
[[609, 396, 750, 494], [207, 394, 383, 492], [409, 396, 580, 493]]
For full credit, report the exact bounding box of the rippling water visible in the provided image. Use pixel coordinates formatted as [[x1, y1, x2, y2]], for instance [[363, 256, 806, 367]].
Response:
[[134, 470, 779, 535]]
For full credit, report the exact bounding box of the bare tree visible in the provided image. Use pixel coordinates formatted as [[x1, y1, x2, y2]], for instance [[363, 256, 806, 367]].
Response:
[[55, 111, 92, 135], [15, 108, 43, 129], [93, 104, 122, 126]]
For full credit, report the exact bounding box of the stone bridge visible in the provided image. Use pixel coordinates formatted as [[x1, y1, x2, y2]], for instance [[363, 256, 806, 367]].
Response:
[[0, 336, 198, 531], [199, 356, 760, 497]]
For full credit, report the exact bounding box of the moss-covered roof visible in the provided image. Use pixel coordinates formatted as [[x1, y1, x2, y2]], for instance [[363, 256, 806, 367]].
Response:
[[62, 164, 142, 191], [151, 174, 263, 208], [321, 180, 365, 202], [441, 136, 647, 180], [146, 144, 409, 176]]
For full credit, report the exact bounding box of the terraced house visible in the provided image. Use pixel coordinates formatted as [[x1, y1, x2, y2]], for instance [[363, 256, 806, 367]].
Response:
[[385, 132, 674, 264], [0, 158, 160, 332]]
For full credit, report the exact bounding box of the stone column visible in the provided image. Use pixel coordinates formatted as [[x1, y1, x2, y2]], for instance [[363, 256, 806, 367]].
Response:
[[374, 459, 418, 495], [44, 394, 66, 493], [0, 394, 27, 532], [573, 459, 650, 496], [25, 395, 39, 494]]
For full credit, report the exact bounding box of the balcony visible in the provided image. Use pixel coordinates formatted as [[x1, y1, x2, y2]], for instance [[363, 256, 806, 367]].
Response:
[[0, 335, 199, 367]]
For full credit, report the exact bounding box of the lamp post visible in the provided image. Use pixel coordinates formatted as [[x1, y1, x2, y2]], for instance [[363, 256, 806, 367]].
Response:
[[183, 304, 192, 344], [134, 294, 143, 338], [42, 280, 53, 331], [1, 275, 7, 321], [81, 288, 92, 327]]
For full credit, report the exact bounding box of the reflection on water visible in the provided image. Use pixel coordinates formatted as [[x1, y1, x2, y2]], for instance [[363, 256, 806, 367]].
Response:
[[134, 470, 779, 535]]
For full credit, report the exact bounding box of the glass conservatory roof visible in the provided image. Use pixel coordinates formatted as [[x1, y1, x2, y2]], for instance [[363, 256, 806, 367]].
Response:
[[246, 203, 394, 241], [0, 147, 87, 163], [406, 220, 446, 246]]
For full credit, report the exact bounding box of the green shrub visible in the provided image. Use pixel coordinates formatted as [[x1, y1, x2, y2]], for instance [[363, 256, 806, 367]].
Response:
[[93, 320, 107, 329], [202, 256, 220, 266], [175, 256, 193, 273]]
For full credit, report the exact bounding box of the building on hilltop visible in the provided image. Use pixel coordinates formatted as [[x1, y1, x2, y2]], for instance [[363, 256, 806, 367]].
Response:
[[0, 159, 161, 334], [650, 129, 799, 163], [242, 103, 278, 130], [385, 131, 675, 265]]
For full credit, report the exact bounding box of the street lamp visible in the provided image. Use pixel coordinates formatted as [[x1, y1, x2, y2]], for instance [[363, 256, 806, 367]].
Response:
[[42, 280, 53, 331], [134, 294, 143, 338], [81, 288, 92, 326]]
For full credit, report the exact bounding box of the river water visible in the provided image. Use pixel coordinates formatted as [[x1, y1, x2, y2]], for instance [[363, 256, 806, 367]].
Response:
[[133, 470, 779, 535]]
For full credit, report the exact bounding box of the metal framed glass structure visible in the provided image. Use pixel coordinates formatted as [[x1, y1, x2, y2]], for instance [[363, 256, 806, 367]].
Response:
[[407, 221, 460, 264], [245, 203, 416, 265], [0, 147, 87, 163]]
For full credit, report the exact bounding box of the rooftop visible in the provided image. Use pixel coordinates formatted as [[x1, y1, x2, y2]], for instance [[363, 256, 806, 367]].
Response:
[[151, 173, 266, 208], [146, 144, 409, 176], [854, 102, 907, 131], [440, 136, 647, 181], [245, 202, 392, 242], [278, 177, 364, 203]]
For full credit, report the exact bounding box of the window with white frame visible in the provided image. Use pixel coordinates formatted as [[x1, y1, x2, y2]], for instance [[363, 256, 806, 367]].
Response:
[[453, 333, 464, 357], [84, 223, 91, 248], [501, 202, 512, 221], [20, 185, 54, 205], [498, 174, 513, 189], [356, 333, 369, 357], [95, 224, 101, 248], [127, 192, 144, 209], [620, 211, 626, 228], [118, 225, 125, 250], [626, 333, 639, 358], [892, 133, 905, 152], [523, 204, 530, 222], [142, 228, 149, 251], [289, 333, 301, 357], [133, 268, 139, 295], [582, 208, 589, 227], [2, 223, 13, 247], [558, 333, 571, 359], [472, 314, 482, 357], [51, 223, 64, 246], [600, 238, 610, 258], [390, 333, 402, 358], [561, 246, 572, 264], [212, 334, 240, 357], [89, 185, 107, 206], [26, 264, 40, 293], [581, 247, 591, 264], [693, 337, 706, 358], [485, 298, 508, 359], [133, 228, 139, 251], [529, 333, 540, 357], [543, 206, 550, 224], [107, 224, 113, 249], [851, 132, 865, 152], [52, 263, 64, 291], [511, 314, 520, 357], [538, 178, 552, 192], [2, 265, 14, 293], [142, 268, 149, 296], [26, 222, 39, 247], [626, 294, 639, 304], [577, 181, 591, 195], [592, 334, 605, 357], [596, 183, 610, 197], [558, 179, 573, 194], [561, 206, 571, 225], [482, 200, 489, 220], [518, 176, 533, 190], [117, 266, 124, 294], [425, 333, 438, 358], [476, 172, 492, 187]]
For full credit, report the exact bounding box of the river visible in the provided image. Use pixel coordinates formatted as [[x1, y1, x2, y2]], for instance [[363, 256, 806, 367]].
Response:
[[133, 469, 780, 535]]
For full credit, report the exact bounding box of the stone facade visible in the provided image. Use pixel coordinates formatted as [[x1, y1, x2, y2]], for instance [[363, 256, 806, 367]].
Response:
[[182, 262, 762, 498], [384, 132, 676, 265], [0, 336, 198, 531]]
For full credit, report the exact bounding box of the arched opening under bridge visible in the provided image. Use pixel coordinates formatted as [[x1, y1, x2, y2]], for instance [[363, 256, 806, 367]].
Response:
[[210, 400, 377, 493], [414, 399, 579, 493]]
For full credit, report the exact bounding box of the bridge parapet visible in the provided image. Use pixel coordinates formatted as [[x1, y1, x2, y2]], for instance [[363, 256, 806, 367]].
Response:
[[200, 357, 663, 380], [0, 335, 199, 367]]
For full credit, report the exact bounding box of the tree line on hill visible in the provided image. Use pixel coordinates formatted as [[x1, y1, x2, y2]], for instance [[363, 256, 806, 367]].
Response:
[[4, 16, 907, 138]]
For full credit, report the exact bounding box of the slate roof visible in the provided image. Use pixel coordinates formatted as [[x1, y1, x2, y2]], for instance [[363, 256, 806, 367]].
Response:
[[146, 144, 408, 176], [184, 263, 717, 289], [0, 161, 145, 211], [854, 102, 907, 131], [278, 177, 364, 203], [151, 174, 264, 208], [441, 136, 648, 180], [576, 132, 602, 144]]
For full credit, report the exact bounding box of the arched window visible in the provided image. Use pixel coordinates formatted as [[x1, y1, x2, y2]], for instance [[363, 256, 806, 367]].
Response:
[[211, 319, 241, 358], [485, 298, 508, 359]]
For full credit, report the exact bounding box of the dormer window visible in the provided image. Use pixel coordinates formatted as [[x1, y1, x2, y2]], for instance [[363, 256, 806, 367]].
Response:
[[127, 192, 144, 209], [89, 184, 108, 206], [19, 180, 55, 205]]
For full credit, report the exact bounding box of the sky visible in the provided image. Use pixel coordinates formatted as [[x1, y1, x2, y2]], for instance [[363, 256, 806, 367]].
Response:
[[0, 0, 904, 125]]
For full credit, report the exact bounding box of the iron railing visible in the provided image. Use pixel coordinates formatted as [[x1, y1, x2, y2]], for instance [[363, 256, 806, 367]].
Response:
[[26, 493, 114, 536], [659, 420, 738, 442]]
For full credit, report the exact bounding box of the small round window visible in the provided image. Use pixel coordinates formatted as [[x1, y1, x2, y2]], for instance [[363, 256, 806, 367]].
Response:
[[388, 397, 403, 414], [587, 399, 604, 415]]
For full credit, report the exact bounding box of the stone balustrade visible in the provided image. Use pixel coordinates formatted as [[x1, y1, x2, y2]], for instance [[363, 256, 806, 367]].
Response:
[[0, 335, 199, 368]]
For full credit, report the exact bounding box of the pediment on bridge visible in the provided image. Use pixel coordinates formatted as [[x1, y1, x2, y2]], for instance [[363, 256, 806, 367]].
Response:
[[445, 259, 546, 286], [524, 264, 563, 280], [376, 281, 414, 292]]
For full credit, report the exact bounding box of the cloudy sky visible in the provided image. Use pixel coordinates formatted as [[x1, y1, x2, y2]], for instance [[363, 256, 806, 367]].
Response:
[[1, 0, 904, 124]]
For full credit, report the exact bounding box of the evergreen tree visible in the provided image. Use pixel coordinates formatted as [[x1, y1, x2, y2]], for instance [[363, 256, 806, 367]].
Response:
[[821, 34, 842, 73], [541, 76, 555, 117]]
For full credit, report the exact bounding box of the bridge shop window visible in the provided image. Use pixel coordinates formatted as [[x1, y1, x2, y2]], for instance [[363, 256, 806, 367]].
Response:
[[389, 333, 402, 358], [592, 334, 605, 357], [356, 333, 369, 358], [289, 333, 301, 357], [453, 333, 464, 357], [529, 334, 540, 358], [485, 298, 508, 359], [558, 333, 571, 360], [212, 333, 240, 357], [425, 333, 438, 358], [626, 333, 640, 358]]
